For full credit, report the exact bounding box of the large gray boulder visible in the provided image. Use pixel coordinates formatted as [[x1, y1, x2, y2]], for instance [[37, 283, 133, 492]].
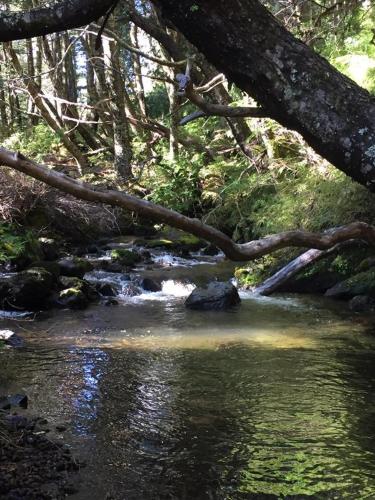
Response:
[[325, 268, 375, 300], [185, 282, 241, 310]]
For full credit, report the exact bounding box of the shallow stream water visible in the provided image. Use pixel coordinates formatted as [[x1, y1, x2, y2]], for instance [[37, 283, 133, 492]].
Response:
[[2, 255, 375, 499]]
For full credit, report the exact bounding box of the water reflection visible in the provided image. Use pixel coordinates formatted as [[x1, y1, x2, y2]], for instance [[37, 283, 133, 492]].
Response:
[[2, 295, 375, 498]]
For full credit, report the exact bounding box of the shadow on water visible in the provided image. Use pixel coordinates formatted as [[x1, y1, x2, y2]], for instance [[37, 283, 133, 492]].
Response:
[[2, 288, 375, 498]]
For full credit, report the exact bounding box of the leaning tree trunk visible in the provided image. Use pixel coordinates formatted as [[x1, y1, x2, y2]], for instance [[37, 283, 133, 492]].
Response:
[[153, 0, 375, 190]]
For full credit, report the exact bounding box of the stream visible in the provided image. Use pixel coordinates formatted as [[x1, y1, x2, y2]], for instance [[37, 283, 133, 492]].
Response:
[[2, 250, 375, 498]]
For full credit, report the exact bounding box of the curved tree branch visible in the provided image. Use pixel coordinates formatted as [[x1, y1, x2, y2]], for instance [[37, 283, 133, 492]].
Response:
[[184, 83, 268, 119], [1, 147, 375, 262]]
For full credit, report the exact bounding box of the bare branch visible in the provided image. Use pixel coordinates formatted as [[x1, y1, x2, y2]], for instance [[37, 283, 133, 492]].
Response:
[[1, 147, 375, 262], [184, 83, 268, 119]]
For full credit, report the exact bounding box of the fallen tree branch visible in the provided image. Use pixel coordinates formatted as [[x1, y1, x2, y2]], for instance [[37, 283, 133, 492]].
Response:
[[1, 147, 375, 262]]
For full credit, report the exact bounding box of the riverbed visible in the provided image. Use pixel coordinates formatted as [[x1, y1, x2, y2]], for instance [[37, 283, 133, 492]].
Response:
[[2, 255, 375, 499]]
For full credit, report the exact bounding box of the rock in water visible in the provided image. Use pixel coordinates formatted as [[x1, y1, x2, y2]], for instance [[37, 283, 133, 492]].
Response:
[[0, 267, 54, 309], [325, 268, 375, 300], [185, 282, 241, 310], [0, 330, 15, 341], [58, 257, 93, 278], [140, 278, 162, 292]]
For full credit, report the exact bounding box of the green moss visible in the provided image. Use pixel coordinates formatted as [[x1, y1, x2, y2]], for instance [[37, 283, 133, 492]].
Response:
[[111, 249, 141, 266]]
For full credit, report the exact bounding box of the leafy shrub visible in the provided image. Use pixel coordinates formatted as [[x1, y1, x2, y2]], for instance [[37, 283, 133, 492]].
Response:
[[3, 124, 61, 161]]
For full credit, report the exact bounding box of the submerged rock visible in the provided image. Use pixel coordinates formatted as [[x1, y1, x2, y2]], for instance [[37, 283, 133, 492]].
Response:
[[0, 267, 54, 310], [325, 268, 375, 300], [185, 282, 241, 310], [58, 257, 93, 278]]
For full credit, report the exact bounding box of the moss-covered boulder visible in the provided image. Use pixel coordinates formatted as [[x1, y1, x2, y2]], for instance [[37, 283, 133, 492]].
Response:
[[58, 276, 99, 301], [325, 268, 375, 300], [30, 261, 60, 280], [111, 249, 141, 267], [0, 267, 54, 310], [56, 288, 89, 310], [58, 257, 93, 278], [135, 233, 206, 253], [135, 238, 175, 250]]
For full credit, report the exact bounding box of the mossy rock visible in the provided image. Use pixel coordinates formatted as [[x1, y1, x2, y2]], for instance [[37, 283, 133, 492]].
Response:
[[58, 276, 99, 301], [111, 249, 141, 267], [57, 288, 89, 309], [30, 261, 60, 280], [135, 234, 205, 253], [135, 238, 175, 249], [58, 257, 93, 278], [325, 268, 375, 300], [0, 267, 54, 310]]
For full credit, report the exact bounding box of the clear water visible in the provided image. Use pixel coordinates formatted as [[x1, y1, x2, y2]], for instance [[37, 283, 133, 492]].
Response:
[[2, 264, 375, 499]]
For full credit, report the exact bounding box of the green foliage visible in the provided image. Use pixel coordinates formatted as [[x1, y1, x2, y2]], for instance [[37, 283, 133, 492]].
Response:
[[111, 248, 141, 266], [145, 84, 169, 119], [146, 152, 204, 215], [3, 124, 61, 161], [0, 224, 34, 263]]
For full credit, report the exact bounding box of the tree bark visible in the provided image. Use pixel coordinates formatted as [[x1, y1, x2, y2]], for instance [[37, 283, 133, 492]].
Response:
[[153, 0, 375, 190], [0, 0, 115, 41]]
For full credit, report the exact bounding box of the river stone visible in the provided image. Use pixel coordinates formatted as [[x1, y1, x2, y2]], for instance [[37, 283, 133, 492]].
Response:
[[140, 278, 162, 292], [0, 267, 54, 310], [111, 249, 141, 267], [185, 282, 241, 310], [349, 295, 375, 312], [96, 283, 117, 297], [58, 276, 99, 301], [38, 237, 60, 261], [0, 330, 15, 341], [58, 257, 93, 279], [325, 268, 375, 300], [56, 288, 89, 309], [98, 261, 124, 273]]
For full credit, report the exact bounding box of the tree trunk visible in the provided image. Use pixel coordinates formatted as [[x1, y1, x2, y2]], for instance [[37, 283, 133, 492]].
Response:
[[4, 42, 89, 172], [153, 0, 375, 190], [102, 24, 133, 180]]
